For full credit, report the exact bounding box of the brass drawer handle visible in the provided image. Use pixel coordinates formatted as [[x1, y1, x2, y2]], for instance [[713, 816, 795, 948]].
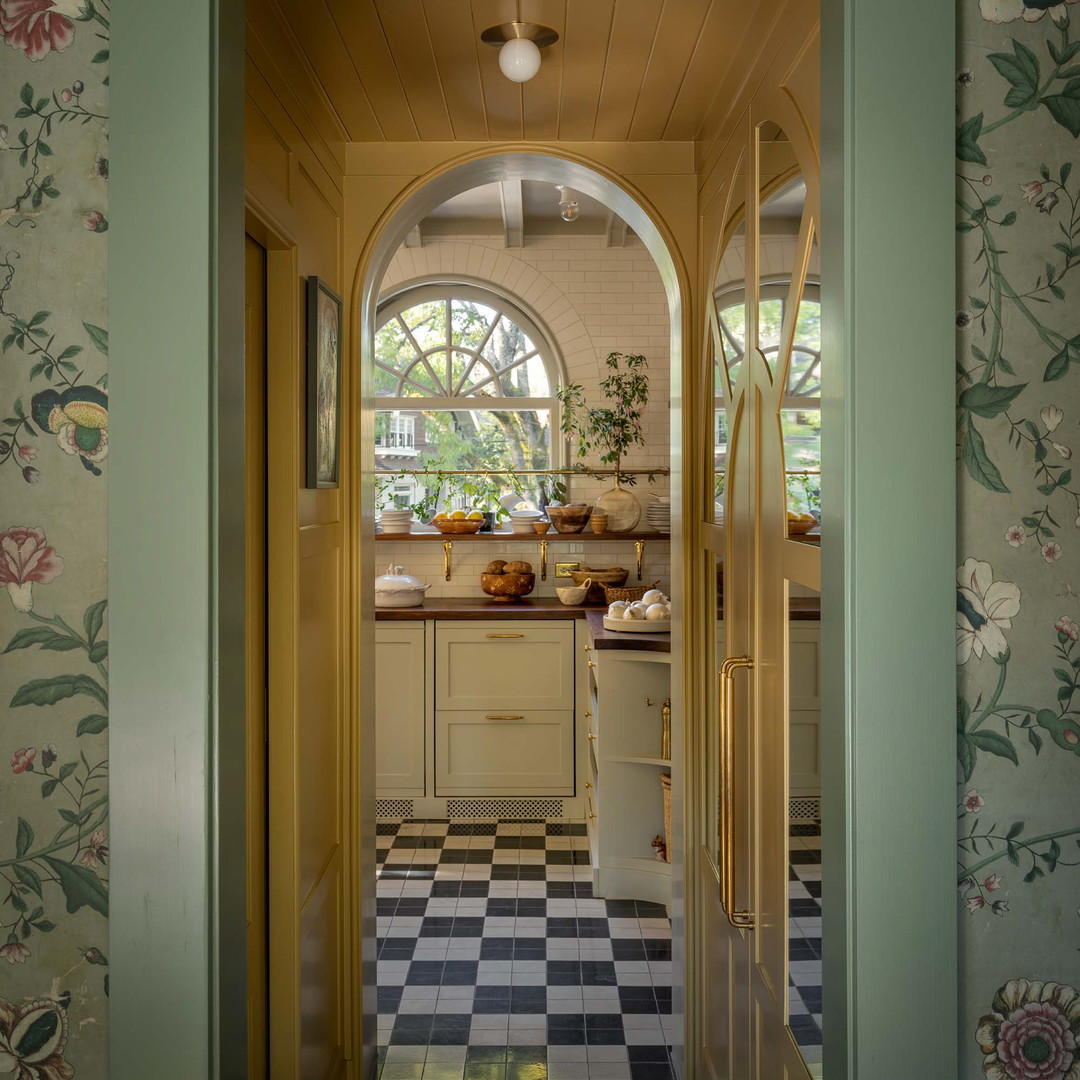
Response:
[[486, 633, 524, 639], [485, 714, 525, 721]]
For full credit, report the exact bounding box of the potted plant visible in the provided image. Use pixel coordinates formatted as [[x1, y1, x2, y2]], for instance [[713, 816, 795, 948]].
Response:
[[557, 351, 650, 532]]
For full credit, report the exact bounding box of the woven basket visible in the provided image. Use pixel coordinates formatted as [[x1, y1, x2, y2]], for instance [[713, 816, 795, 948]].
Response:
[[601, 580, 660, 604], [661, 774, 672, 864]]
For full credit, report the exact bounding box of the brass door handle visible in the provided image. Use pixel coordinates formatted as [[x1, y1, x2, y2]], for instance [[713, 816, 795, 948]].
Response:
[[484, 714, 525, 721], [485, 633, 524, 639], [719, 655, 755, 930]]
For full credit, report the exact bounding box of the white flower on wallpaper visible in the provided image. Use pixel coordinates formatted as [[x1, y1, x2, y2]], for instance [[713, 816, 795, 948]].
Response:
[[957, 558, 1021, 664]]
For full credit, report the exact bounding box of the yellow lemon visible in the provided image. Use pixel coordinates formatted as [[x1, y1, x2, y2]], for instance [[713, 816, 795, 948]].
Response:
[[786, 511, 799, 521], [800, 513, 816, 522], [434, 512, 448, 521], [450, 510, 467, 521], [467, 511, 484, 521]]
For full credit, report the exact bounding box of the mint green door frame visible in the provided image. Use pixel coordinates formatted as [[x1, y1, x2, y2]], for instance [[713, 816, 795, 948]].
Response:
[[821, 0, 957, 1077], [109, 0, 246, 1077], [107, 1, 956, 1077]]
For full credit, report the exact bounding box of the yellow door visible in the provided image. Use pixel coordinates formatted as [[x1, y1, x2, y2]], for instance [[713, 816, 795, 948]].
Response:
[[246, 234, 269, 1080], [697, 28, 822, 1079]]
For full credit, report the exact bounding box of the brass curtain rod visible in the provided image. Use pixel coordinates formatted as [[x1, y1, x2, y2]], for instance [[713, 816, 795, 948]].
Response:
[[380, 467, 672, 477]]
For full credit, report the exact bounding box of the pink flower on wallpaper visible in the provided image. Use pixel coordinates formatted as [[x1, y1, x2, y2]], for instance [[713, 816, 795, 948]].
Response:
[[963, 789, 985, 813], [977, 979, 1080, 1080], [0, 940, 30, 964], [0, 0, 80, 62], [80, 210, 108, 233], [10, 747, 35, 774], [985, 874, 1004, 891], [1020, 181, 1044, 203], [1041, 542, 1063, 564], [1056, 617, 1079, 642], [1006, 524, 1026, 547], [78, 829, 108, 869], [16, 445, 36, 462], [0, 526, 63, 613], [966, 895, 987, 913]]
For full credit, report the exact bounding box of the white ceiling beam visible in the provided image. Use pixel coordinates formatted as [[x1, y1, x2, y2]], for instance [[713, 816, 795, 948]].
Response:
[[404, 224, 423, 248], [606, 211, 628, 248], [500, 181, 524, 248]]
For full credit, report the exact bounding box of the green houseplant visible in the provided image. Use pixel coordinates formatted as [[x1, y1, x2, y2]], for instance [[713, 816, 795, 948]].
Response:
[[557, 351, 650, 532]]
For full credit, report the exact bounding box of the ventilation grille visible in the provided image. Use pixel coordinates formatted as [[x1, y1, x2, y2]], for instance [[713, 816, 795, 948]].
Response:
[[376, 798, 415, 819], [788, 796, 821, 822], [447, 798, 566, 819]]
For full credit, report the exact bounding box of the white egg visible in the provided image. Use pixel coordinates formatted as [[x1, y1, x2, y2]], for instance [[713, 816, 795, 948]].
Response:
[[642, 589, 665, 606], [645, 603, 671, 621], [607, 601, 629, 617], [623, 605, 646, 620], [661, 594, 671, 605], [630, 600, 648, 611]]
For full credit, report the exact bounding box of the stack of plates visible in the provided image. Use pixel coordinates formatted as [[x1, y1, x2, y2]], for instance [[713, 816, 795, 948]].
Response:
[[379, 509, 414, 535], [646, 503, 671, 534]]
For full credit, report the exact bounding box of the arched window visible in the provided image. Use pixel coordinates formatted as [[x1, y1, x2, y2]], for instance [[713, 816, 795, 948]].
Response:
[[374, 283, 562, 511]]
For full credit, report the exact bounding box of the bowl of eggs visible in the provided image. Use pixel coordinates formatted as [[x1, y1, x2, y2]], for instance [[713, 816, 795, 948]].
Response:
[[602, 589, 672, 633], [432, 509, 485, 534]]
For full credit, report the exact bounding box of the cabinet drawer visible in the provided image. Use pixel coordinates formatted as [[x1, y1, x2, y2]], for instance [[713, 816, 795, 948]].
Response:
[[435, 622, 574, 711], [435, 709, 574, 795]]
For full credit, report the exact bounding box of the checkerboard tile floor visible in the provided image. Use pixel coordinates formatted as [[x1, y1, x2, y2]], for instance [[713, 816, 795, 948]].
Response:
[[376, 818, 823, 1078], [376, 819, 676, 1080], [788, 824, 822, 1069]]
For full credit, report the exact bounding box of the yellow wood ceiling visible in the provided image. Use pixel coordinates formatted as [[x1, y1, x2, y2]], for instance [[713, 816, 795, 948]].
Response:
[[266, 0, 754, 143]]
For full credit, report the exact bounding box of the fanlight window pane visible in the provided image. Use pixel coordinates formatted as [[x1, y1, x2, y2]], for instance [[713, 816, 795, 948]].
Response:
[[450, 299, 498, 349], [787, 298, 821, 399], [718, 300, 746, 387], [782, 407, 821, 515]]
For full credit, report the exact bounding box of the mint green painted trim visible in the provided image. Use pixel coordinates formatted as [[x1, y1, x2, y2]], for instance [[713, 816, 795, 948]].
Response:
[[110, 0, 246, 1076], [821, 1, 957, 1077]]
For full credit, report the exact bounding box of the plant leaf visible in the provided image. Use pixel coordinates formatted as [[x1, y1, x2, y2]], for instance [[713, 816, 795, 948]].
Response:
[[42, 857, 108, 916], [82, 323, 108, 356], [10, 674, 107, 709], [16, 818, 33, 857], [970, 730, 1020, 766], [959, 382, 1027, 419], [76, 714, 108, 737], [83, 599, 106, 645], [963, 423, 1009, 493], [957, 113, 987, 165]]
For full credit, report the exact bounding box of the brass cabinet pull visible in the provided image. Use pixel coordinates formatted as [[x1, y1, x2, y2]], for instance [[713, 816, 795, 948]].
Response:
[[588, 812, 597, 820], [719, 655, 755, 930], [584, 710, 593, 718], [587, 661, 596, 669], [485, 633, 524, 639], [443, 539, 453, 582], [584, 781, 593, 789], [583, 644, 591, 653], [587, 733, 597, 741], [484, 713, 525, 721]]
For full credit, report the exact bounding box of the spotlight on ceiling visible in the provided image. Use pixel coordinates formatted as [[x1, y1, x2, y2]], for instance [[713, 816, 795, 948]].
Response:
[[481, 21, 559, 83], [556, 186, 579, 223]]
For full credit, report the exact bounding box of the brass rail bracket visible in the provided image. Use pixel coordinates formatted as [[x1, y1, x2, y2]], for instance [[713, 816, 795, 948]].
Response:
[[443, 539, 453, 581]]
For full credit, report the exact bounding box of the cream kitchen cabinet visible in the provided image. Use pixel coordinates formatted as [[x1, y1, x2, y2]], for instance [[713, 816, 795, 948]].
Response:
[[374, 624, 426, 795]]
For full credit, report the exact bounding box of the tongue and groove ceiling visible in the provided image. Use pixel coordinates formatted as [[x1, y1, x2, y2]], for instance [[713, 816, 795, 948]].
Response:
[[263, 0, 754, 143]]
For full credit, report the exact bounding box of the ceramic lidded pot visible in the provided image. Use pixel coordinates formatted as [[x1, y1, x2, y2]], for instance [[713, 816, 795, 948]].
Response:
[[374, 564, 431, 608]]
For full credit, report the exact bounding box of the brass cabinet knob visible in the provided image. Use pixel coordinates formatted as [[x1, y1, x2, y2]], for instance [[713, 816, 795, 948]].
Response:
[[584, 644, 591, 653], [587, 661, 596, 669], [587, 733, 597, 741], [584, 710, 593, 718], [584, 781, 593, 789]]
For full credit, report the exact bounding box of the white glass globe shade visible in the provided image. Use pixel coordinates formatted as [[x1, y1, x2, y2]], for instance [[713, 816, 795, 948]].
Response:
[[499, 37, 542, 82]]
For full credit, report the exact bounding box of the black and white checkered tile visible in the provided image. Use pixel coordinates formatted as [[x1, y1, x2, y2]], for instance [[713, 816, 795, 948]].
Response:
[[376, 818, 823, 1079], [376, 819, 675, 1080], [788, 824, 822, 1070]]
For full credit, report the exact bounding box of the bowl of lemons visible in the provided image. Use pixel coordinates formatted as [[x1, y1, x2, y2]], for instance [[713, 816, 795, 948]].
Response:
[[432, 509, 485, 535], [786, 511, 818, 535]]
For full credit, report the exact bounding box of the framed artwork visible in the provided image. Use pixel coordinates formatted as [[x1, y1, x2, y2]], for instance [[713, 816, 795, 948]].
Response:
[[306, 275, 342, 488]]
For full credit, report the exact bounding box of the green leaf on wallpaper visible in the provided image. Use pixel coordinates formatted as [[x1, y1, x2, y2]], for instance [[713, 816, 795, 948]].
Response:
[[84, 599, 107, 645], [14, 864, 43, 898], [91, 49, 108, 64], [83, 323, 108, 356], [1062, 162, 1073, 186], [1043, 336, 1080, 381], [989, 40, 1041, 109], [1024, 865, 1044, 883], [957, 732, 976, 781], [40, 778, 58, 798], [16, 818, 33, 857], [19, 83, 32, 107], [10, 674, 108, 709], [959, 382, 1027, 419], [998, 356, 1016, 375], [970, 730, 1020, 766], [1007, 821, 1025, 840], [1025, 726, 1042, 752], [963, 423, 1009, 493], [957, 113, 988, 165], [4, 627, 75, 654], [42, 857, 108, 917], [76, 714, 108, 737], [1042, 79, 1080, 138], [57, 345, 82, 362]]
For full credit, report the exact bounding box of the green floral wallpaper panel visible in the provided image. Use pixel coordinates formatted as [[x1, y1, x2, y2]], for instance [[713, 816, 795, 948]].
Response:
[[958, 0, 1080, 1075], [0, 1, 110, 1076]]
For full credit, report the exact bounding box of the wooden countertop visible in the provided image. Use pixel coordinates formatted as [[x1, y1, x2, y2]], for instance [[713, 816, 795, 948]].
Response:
[[375, 597, 599, 620], [374, 596, 822, 622], [585, 610, 672, 652]]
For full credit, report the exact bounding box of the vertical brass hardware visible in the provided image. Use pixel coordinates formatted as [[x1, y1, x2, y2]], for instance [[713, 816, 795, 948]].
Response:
[[646, 697, 672, 760], [443, 539, 453, 581], [486, 633, 524, 638], [539, 538, 549, 580], [719, 656, 755, 930], [635, 539, 646, 581]]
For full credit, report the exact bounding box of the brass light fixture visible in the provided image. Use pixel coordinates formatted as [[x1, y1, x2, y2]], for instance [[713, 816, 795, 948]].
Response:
[[481, 21, 559, 83]]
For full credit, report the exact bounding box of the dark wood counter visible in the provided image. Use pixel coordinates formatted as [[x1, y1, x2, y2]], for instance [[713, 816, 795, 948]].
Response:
[[585, 610, 672, 652]]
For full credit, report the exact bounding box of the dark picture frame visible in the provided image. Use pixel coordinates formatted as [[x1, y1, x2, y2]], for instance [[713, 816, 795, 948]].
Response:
[[306, 275, 342, 488]]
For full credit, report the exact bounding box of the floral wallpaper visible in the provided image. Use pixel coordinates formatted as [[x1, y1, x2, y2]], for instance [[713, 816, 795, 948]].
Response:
[[0, 0, 110, 1076], [958, 0, 1080, 1074]]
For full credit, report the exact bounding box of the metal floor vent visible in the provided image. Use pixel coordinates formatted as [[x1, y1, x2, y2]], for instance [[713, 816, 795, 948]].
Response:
[[788, 796, 821, 822], [376, 798, 414, 819], [447, 798, 566, 819]]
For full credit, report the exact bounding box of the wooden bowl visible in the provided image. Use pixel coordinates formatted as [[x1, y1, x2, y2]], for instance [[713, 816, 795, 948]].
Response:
[[546, 505, 592, 534], [786, 517, 816, 535], [433, 519, 483, 534], [570, 566, 628, 605], [480, 572, 536, 602]]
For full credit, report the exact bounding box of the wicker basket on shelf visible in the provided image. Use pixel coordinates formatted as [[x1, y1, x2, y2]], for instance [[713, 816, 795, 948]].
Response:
[[601, 580, 660, 605]]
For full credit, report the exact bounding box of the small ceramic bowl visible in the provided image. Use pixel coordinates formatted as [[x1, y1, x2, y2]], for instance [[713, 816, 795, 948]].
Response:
[[556, 579, 591, 606], [533, 521, 551, 534]]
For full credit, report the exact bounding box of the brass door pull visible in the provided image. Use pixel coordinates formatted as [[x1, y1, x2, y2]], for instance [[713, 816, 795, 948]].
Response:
[[485, 633, 524, 638], [719, 655, 756, 930]]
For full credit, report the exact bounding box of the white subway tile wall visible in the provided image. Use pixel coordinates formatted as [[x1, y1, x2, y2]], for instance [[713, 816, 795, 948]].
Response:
[[377, 539, 671, 600]]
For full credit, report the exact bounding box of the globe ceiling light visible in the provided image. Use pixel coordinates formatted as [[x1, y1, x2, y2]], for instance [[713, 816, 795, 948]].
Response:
[[481, 21, 559, 84], [556, 186, 580, 222]]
